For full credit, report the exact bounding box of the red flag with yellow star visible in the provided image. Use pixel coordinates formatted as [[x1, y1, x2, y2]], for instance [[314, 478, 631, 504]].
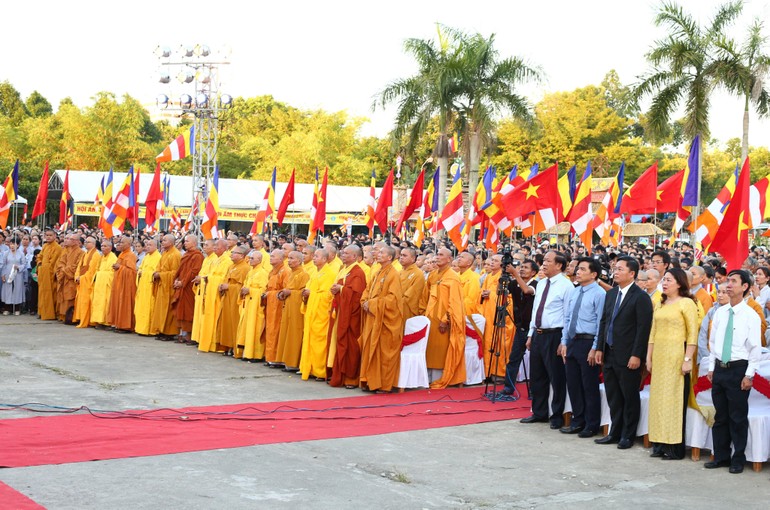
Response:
[[710, 158, 750, 271], [495, 163, 560, 225]]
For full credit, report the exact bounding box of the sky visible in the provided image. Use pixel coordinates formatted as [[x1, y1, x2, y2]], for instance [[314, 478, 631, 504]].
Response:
[[3, 0, 770, 153]]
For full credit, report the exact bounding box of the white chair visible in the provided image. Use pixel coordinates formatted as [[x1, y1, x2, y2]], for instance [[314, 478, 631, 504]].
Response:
[[464, 314, 486, 385], [398, 316, 430, 390]]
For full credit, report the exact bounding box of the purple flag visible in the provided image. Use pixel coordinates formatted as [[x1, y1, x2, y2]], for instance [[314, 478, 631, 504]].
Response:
[[682, 135, 700, 207]]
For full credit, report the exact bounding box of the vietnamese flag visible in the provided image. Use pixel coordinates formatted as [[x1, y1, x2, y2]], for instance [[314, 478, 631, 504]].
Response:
[[710, 158, 750, 271], [620, 162, 658, 214], [656, 169, 685, 213], [374, 168, 394, 233], [276, 168, 296, 225], [395, 168, 424, 234]]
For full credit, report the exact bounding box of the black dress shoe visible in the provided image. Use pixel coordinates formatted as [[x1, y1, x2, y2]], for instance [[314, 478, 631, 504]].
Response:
[[649, 451, 665, 458], [704, 460, 730, 469], [594, 435, 619, 445], [560, 425, 584, 434], [617, 438, 634, 450], [578, 429, 597, 438], [549, 421, 564, 430], [520, 415, 548, 424], [729, 465, 744, 474]]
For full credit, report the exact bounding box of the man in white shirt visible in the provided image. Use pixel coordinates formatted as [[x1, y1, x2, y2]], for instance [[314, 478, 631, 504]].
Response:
[[520, 251, 573, 429], [705, 269, 762, 474]]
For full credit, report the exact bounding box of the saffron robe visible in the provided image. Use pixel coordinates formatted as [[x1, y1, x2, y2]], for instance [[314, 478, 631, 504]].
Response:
[[107, 250, 138, 331], [134, 250, 161, 335], [299, 264, 336, 380], [399, 263, 425, 320], [422, 267, 466, 388], [191, 253, 217, 342], [150, 246, 181, 336], [73, 248, 102, 328], [327, 263, 366, 387], [37, 241, 62, 320], [217, 258, 250, 351], [275, 266, 310, 368], [90, 252, 117, 325], [264, 265, 290, 362], [237, 265, 269, 360]]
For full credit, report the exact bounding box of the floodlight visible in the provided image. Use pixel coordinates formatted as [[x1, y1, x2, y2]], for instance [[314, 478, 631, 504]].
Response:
[[195, 44, 211, 57], [179, 94, 193, 109], [154, 45, 171, 58], [196, 93, 209, 108], [220, 94, 233, 108], [156, 94, 169, 109], [177, 69, 194, 84], [159, 70, 170, 84]]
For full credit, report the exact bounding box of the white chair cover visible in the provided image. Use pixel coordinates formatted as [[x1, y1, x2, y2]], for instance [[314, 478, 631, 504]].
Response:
[[464, 314, 486, 385], [398, 316, 430, 389]]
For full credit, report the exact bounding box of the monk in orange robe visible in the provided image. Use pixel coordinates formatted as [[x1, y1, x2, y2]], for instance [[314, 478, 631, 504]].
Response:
[[107, 236, 138, 333], [360, 245, 404, 392], [421, 247, 466, 389], [55, 234, 84, 323], [172, 235, 204, 344], [73, 236, 102, 328], [398, 247, 424, 320], [264, 249, 289, 364], [479, 255, 515, 377], [327, 245, 367, 388], [217, 246, 250, 356], [37, 229, 62, 320], [275, 251, 310, 370], [457, 251, 481, 316], [151, 234, 182, 339]]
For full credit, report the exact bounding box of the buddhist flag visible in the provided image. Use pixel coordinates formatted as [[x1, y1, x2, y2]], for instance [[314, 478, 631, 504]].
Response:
[[22, 203, 27, 225], [620, 162, 658, 214], [749, 172, 770, 227], [656, 169, 684, 213], [365, 169, 376, 236], [251, 167, 276, 235], [0, 160, 19, 229], [557, 165, 577, 219], [200, 166, 220, 239], [568, 162, 594, 252], [682, 135, 701, 207], [156, 125, 195, 162], [125, 166, 139, 228], [423, 166, 440, 232], [374, 168, 394, 234], [313, 167, 329, 235], [169, 207, 181, 231], [103, 172, 131, 236], [308, 168, 321, 244], [473, 166, 496, 224], [276, 168, 295, 225], [710, 158, 750, 270], [144, 163, 163, 230], [58, 169, 74, 230], [32, 161, 50, 219], [395, 168, 424, 234], [99, 167, 115, 234], [690, 164, 739, 251], [593, 164, 624, 245], [439, 164, 465, 250], [182, 195, 200, 234]]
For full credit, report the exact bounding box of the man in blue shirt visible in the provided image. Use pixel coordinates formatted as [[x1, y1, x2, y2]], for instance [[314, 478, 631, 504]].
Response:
[[558, 257, 606, 438]]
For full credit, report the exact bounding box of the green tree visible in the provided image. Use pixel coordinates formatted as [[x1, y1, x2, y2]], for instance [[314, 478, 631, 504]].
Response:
[[0, 81, 29, 126], [25, 91, 53, 118]]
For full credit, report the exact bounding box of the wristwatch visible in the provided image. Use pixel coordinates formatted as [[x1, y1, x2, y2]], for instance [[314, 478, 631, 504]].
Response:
[[683, 357, 691, 362]]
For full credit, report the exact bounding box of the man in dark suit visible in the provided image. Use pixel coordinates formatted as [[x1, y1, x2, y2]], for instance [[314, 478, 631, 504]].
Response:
[[594, 256, 653, 450]]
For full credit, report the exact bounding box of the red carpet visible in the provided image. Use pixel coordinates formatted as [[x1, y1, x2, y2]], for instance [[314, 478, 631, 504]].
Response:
[[0, 385, 530, 468], [0, 481, 45, 509]]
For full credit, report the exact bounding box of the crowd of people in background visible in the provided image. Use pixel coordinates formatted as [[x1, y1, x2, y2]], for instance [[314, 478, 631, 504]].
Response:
[[1, 223, 767, 475]]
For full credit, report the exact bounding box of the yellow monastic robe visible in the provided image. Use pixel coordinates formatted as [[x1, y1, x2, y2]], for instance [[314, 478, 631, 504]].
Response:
[[264, 265, 290, 363], [392, 260, 403, 272], [422, 267, 466, 388], [218, 258, 250, 352], [371, 262, 381, 276], [276, 266, 310, 369], [74, 248, 102, 328], [479, 270, 515, 377], [459, 269, 482, 315], [198, 254, 233, 352], [237, 265, 269, 360], [359, 262, 371, 284], [302, 260, 317, 279], [134, 251, 161, 335], [37, 241, 62, 320], [191, 253, 217, 343], [299, 263, 336, 380], [399, 263, 425, 320], [150, 247, 182, 336], [327, 257, 343, 276], [259, 248, 271, 272], [90, 251, 117, 325]]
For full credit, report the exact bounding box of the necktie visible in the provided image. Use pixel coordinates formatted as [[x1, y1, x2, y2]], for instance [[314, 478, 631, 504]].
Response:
[[567, 287, 584, 340], [534, 278, 551, 329], [606, 290, 622, 347], [721, 308, 734, 362]]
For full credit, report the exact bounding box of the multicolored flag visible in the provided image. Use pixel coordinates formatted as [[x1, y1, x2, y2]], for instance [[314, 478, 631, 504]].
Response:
[[144, 163, 164, 231], [156, 125, 195, 162], [365, 169, 376, 237], [0, 160, 19, 229], [690, 164, 739, 251], [58, 169, 74, 231], [251, 167, 276, 236], [99, 167, 115, 234], [568, 162, 594, 252], [200, 166, 220, 239], [557, 165, 577, 219], [103, 172, 132, 237], [439, 164, 465, 250]]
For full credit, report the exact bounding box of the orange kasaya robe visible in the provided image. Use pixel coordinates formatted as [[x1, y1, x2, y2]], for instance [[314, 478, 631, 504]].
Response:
[[172, 248, 204, 332], [264, 264, 290, 363], [150, 246, 181, 336], [107, 250, 138, 331], [55, 246, 83, 322], [217, 258, 250, 352], [74, 248, 102, 328], [422, 266, 466, 389], [275, 266, 309, 368], [399, 263, 425, 320], [37, 241, 62, 320], [479, 270, 515, 377], [360, 264, 404, 392]]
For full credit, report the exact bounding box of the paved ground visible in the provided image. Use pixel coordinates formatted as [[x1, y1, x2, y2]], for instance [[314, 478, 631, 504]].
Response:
[[1, 315, 768, 509]]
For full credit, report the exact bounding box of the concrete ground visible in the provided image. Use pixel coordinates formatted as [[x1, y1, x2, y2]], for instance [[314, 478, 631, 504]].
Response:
[[0, 315, 767, 509]]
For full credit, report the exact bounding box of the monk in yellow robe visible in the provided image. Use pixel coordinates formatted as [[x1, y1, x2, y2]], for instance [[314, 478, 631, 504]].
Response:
[[421, 248, 466, 389], [218, 246, 250, 356], [107, 236, 138, 333], [299, 249, 336, 380], [198, 239, 232, 352], [238, 251, 269, 361], [150, 234, 181, 339], [398, 247, 424, 320], [457, 251, 481, 315], [134, 239, 161, 336], [74, 236, 102, 328], [301, 245, 317, 278], [37, 229, 62, 320], [172, 235, 204, 344], [479, 255, 515, 377], [90, 240, 117, 327], [250, 235, 271, 273], [263, 249, 289, 364], [190, 240, 217, 346], [360, 245, 404, 392], [275, 251, 310, 370], [324, 242, 343, 275], [327, 245, 367, 388], [55, 234, 83, 323]]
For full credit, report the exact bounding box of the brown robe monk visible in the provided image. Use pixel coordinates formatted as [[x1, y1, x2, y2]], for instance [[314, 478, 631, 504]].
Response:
[[172, 245, 204, 334], [107, 241, 138, 331], [55, 241, 84, 323], [327, 262, 366, 387]]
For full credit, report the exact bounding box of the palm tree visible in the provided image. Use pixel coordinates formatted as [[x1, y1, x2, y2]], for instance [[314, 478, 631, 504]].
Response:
[[634, 1, 744, 144], [716, 17, 770, 161], [374, 25, 465, 208], [455, 32, 542, 197]]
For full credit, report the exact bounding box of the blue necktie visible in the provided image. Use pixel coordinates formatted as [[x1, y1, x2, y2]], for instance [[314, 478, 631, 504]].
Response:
[[606, 290, 622, 347], [567, 287, 584, 340]]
